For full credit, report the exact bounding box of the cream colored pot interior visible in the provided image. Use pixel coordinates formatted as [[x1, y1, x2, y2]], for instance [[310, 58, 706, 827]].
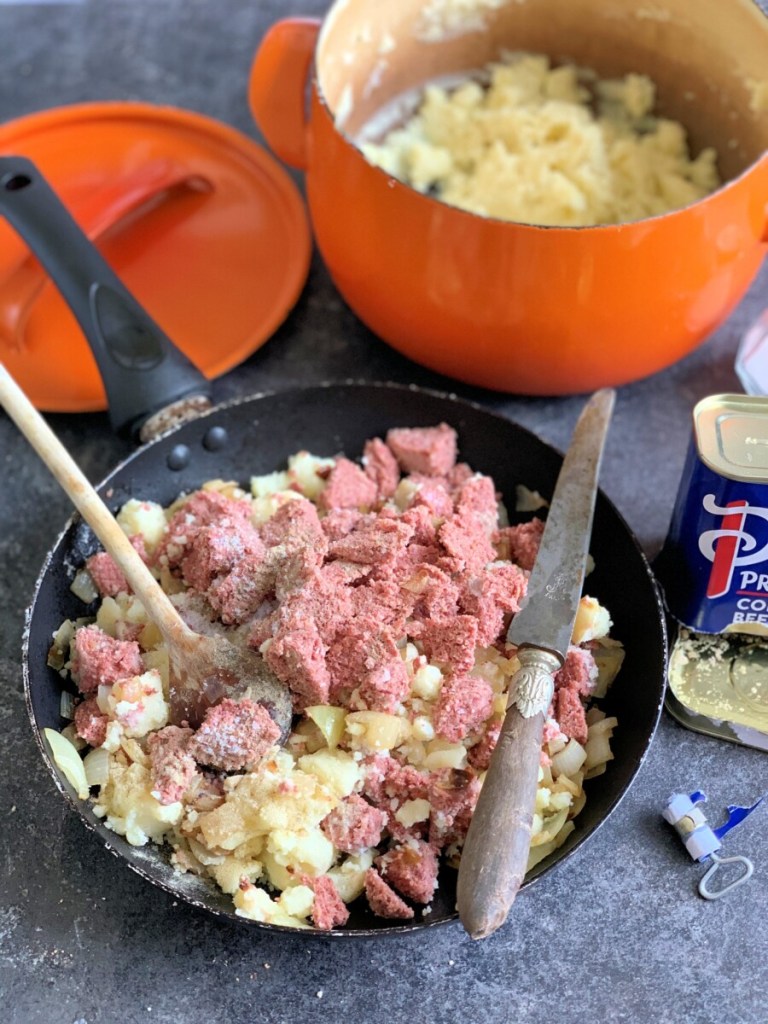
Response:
[[317, 0, 768, 182]]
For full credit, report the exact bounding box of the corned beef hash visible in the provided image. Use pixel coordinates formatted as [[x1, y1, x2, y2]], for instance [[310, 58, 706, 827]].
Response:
[[45, 424, 622, 930]]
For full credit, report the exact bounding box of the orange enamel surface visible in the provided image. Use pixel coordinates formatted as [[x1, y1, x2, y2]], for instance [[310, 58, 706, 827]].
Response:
[[248, 19, 321, 171], [0, 103, 311, 412], [306, 91, 768, 395]]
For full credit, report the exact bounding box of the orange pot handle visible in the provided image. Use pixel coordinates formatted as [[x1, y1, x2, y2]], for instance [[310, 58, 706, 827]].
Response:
[[249, 18, 321, 171]]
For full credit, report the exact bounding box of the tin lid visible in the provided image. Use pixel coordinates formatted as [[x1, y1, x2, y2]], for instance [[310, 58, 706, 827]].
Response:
[[667, 627, 768, 751], [694, 394, 768, 481], [0, 102, 312, 412]]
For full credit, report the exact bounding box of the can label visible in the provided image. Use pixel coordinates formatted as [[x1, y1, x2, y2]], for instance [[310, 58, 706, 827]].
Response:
[[658, 395, 768, 634]]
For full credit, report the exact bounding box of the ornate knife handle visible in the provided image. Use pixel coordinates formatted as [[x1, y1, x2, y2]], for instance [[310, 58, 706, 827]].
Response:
[[508, 647, 563, 718]]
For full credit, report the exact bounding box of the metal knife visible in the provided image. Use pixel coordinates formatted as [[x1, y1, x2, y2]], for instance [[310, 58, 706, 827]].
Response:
[[456, 388, 616, 939]]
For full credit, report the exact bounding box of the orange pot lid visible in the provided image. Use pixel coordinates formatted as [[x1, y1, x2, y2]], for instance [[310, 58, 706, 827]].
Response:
[[0, 102, 311, 411]]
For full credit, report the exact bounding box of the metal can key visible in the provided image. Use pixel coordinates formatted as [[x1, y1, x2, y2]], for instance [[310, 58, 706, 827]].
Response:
[[658, 394, 768, 635]]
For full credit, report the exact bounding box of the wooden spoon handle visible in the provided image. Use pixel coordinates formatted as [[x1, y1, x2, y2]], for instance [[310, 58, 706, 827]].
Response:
[[457, 704, 545, 939], [0, 363, 191, 646]]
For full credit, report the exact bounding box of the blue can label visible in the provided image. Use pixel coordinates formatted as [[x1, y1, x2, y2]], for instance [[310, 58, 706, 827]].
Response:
[[658, 438, 768, 633]]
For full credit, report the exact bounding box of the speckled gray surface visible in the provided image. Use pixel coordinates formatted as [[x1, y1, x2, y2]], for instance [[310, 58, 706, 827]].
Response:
[[1, 2, 768, 1022]]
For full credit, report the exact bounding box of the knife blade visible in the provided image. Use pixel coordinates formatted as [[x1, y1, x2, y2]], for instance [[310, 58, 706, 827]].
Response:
[[507, 387, 616, 663], [456, 388, 615, 939]]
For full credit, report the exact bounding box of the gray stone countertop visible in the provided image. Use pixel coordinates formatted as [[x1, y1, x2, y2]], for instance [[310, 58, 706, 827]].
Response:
[[1, 2, 767, 1022]]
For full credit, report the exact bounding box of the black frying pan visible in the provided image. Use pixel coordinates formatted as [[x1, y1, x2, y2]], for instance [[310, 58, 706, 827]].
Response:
[[3, 158, 667, 936]]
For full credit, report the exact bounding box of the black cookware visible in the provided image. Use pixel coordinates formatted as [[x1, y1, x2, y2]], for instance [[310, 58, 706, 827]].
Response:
[[3, 157, 667, 935]]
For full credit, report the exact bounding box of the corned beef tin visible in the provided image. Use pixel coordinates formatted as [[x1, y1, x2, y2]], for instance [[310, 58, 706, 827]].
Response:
[[657, 394, 768, 751], [658, 394, 768, 635]]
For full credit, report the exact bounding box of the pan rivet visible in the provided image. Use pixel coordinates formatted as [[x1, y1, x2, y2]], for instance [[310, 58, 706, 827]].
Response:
[[203, 426, 228, 451], [167, 444, 191, 471]]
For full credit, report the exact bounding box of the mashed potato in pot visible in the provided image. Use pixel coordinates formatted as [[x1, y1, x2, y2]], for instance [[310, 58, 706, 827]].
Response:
[[360, 53, 720, 226]]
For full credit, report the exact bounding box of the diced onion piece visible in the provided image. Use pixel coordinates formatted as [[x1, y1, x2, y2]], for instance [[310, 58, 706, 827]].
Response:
[[44, 728, 89, 799], [83, 745, 110, 788], [96, 685, 113, 715], [61, 723, 86, 751], [527, 836, 557, 870], [569, 791, 587, 818], [411, 664, 443, 700], [70, 569, 99, 605], [345, 711, 410, 752], [571, 596, 612, 644], [59, 691, 76, 720], [306, 706, 347, 749], [527, 820, 576, 870], [202, 479, 245, 500], [588, 715, 618, 735], [250, 470, 290, 497], [423, 741, 466, 771], [591, 641, 625, 698], [530, 807, 569, 847], [535, 787, 552, 813], [546, 734, 568, 756], [515, 485, 549, 512], [550, 738, 587, 778], [584, 761, 608, 780], [553, 773, 581, 798], [584, 719, 617, 770], [395, 798, 431, 827]]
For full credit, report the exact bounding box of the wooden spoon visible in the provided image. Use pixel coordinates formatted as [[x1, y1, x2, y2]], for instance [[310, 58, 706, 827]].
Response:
[[0, 362, 292, 736]]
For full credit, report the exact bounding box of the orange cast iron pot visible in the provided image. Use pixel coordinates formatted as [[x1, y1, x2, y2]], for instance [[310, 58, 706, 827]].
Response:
[[249, 7, 768, 396]]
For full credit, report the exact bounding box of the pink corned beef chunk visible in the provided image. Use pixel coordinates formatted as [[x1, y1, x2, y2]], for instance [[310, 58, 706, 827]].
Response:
[[206, 554, 276, 625], [85, 535, 148, 597], [187, 698, 280, 772], [321, 793, 387, 854], [85, 553, 127, 598], [72, 625, 144, 693], [467, 716, 502, 771], [363, 437, 400, 499], [328, 516, 413, 567], [403, 564, 460, 622], [455, 475, 499, 531], [327, 631, 409, 712], [412, 615, 479, 675], [148, 725, 198, 804], [181, 520, 265, 592], [304, 874, 349, 930], [408, 475, 455, 518], [74, 696, 108, 747], [401, 507, 440, 554], [350, 578, 415, 638], [438, 514, 496, 572], [264, 621, 331, 710], [496, 517, 546, 571], [364, 868, 414, 920], [155, 490, 252, 568], [458, 563, 527, 645], [385, 424, 457, 476], [378, 840, 439, 905], [554, 687, 588, 745], [320, 508, 371, 542], [318, 458, 378, 511], [555, 646, 598, 697], [361, 754, 429, 805], [432, 674, 494, 742], [260, 498, 328, 558], [428, 768, 481, 847]]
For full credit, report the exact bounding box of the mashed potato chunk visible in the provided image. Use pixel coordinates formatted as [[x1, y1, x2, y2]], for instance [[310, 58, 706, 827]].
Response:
[[361, 53, 719, 225]]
